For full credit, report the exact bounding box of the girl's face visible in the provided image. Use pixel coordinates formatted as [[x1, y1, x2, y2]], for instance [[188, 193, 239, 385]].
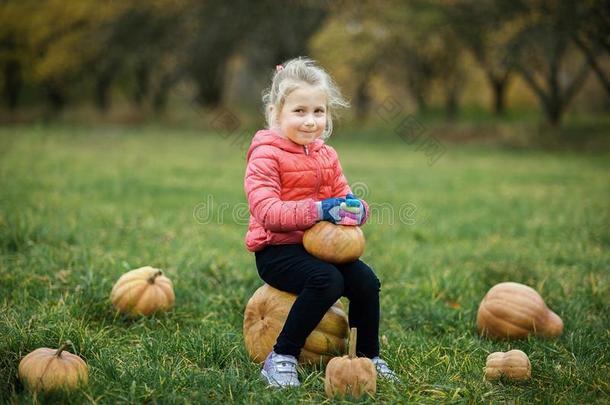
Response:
[[275, 84, 327, 146]]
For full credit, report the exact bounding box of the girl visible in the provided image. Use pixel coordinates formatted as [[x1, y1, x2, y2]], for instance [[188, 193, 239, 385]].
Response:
[[244, 57, 396, 388]]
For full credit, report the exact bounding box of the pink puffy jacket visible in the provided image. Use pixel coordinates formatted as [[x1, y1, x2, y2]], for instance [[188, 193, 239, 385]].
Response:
[[244, 129, 368, 252]]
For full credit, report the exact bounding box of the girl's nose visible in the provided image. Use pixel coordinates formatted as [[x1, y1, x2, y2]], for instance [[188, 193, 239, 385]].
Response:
[[304, 116, 315, 126]]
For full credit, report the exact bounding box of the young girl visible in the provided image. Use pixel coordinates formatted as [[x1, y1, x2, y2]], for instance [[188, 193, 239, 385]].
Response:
[[244, 57, 396, 388]]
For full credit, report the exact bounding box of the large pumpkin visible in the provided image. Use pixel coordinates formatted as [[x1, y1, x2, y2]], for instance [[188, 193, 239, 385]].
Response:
[[303, 221, 365, 264], [243, 284, 348, 364], [18, 342, 88, 391], [325, 328, 377, 399], [477, 282, 563, 339], [484, 349, 531, 381], [110, 266, 175, 316]]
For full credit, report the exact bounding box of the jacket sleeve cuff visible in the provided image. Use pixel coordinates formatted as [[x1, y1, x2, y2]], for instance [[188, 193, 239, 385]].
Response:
[[313, 201, 322, 222], [360, 199, 370, 226]]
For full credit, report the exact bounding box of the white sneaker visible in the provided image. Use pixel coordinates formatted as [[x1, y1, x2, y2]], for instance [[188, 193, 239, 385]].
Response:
[[260, 351, 300, 388], [372, 357, 399, 381]]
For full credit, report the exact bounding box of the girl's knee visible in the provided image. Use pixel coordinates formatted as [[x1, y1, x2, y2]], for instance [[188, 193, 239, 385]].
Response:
[[347, 263, 381, 297], [307, 267, 344, 300]]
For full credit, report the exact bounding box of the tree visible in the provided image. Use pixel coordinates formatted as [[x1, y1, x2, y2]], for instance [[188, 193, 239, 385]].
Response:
[[509, 0, 592, 127], [444, 1, 519, 116], [398, 0, 469, 120], [83, 2, 131, 113], [94, 0, 186, 112], [182, 0, 254, 108], [571, 0, 610, 96], [0, 1, 37, 111], [311, 0, 467, 119], [311, 1, 391, 121], [227, 0, 329, 115], [21, 0, 106, 112]]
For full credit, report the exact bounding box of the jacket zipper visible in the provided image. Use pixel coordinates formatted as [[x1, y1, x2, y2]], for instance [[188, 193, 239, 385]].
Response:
[[304, 144, 322, 198]]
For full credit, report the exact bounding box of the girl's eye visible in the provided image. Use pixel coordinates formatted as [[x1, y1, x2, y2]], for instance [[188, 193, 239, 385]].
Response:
[[293, 108, 324, 113]]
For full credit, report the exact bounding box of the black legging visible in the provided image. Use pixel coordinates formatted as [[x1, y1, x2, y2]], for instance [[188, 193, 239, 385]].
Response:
[[255, 244, 381, 359]]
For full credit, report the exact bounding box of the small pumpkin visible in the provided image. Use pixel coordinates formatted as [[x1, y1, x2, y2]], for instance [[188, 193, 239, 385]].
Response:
[[18, 341, 88, 391], [110, 266, 175, 316], [484, 349, 531, 381], [325, 328, 377, 399], [477, 282, 563, 339], [303, 221, 365, 264], [243, 284, 348, 364]]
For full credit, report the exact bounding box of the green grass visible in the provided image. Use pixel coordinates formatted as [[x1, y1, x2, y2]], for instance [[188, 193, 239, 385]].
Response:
[[0, 124, 609, 404]]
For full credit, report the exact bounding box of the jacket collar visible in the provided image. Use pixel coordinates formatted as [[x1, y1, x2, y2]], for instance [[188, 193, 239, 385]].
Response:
[[246, 129, 324, 161]]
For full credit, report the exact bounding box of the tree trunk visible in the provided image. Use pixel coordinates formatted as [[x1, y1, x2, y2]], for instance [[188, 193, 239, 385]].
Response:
[[153, 73, 176, 113], [493, 82, 506, 116], [445, 91, 458, 121], [488, 73, 510, 116], [94, 69, 115, 113], [195, 65, 225, 108], [3, 60, 22, 111], [354, 78, 370, 122], [407, 76, 428, 114], [445, 88, 459, 121], [544, 99, 563, 128], [45, 82, 66, 113], [133, 63, 151, 107], [353, 59, 380, 122], [415, 92, 428, 114]]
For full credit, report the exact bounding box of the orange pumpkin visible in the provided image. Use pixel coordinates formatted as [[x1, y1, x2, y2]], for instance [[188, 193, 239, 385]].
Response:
[[303, 221, 365, 264], [325, 328, 377, 399], [484, 349, 531, 381], [18, 342, 88, 391], [243, 284, 348, 364], [477, 282, 563, 339], [110, 266, 175, 316]]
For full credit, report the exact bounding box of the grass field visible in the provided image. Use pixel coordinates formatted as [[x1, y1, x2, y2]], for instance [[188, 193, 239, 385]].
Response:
[[0, 124, 609, 403]]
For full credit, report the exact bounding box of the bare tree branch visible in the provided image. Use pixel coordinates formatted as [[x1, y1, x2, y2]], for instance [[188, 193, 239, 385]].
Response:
[[564, 60, 592, 107], [573, 34, 610, 95], [515, 63, 549, 106]]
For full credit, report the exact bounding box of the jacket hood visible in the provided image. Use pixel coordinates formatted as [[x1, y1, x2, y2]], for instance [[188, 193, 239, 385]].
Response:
[[246, 129, 324, 161]]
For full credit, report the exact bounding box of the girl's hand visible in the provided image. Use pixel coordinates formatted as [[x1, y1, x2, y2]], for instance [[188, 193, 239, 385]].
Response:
[[346, 193, 363, 207], [316, 197, 346, 224], [337, 215, 360, 226], [337, 194, 365, 225]]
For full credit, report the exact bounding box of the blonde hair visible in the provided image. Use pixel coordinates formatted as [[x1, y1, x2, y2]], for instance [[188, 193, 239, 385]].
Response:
[[262, 57, 350, 140]]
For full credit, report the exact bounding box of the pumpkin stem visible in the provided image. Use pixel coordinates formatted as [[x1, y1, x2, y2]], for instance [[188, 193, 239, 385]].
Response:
[[148, 270, 163, 284], [348, 328, 357, 359], [55, 341, 72, 358]]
